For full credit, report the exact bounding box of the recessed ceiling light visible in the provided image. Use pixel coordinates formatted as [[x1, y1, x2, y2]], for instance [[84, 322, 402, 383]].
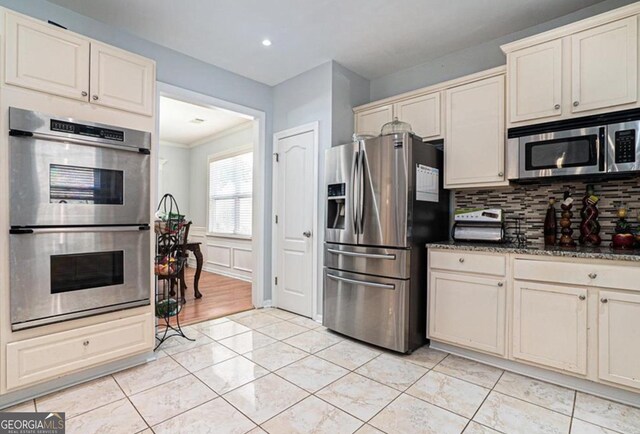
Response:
[[189, 118, 206, 124], [262, 39, 272, 47]]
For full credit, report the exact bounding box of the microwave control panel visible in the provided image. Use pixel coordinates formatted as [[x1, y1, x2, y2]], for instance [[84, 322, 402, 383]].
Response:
[[614, 129, 636, 164], [50, 119, 125, 142]]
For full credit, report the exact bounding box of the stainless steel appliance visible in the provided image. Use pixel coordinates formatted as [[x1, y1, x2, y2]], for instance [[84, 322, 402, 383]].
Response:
[[324, 133, 449, 353], [507, 108, 640, 180], [452, 208, 505, 242], [8, 108, 151, 330]]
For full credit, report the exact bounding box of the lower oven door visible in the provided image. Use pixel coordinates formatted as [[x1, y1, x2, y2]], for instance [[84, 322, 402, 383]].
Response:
[[323, 269, 408, 352], [10, 226, 151, 330]]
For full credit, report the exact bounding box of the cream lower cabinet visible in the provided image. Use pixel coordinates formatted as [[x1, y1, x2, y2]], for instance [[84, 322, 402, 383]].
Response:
[[598, 290, 640, 389], [428, 271, 506, 356], [444, 74, 507, 188], [512, 280, 588, 375]]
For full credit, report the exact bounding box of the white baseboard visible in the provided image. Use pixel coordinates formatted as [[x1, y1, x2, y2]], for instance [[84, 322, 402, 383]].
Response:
[[430, 341, 640, 409], [187, 259, 252, 282], [262, 299, 273, 308]]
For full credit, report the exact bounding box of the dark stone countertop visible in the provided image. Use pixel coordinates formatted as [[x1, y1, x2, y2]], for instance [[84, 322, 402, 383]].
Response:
[[426, 241, 640, 262]]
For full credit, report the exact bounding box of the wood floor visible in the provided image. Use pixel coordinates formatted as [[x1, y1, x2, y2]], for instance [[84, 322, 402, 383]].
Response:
[[160, 267, 253, 327]]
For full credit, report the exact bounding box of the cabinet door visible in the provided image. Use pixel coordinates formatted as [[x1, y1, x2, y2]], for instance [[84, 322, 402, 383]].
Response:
[[508, 39, 562, 123], [512, 281, 588, 375], [5, 12, 90, 101], [90, 42, 155, 116], [354, 104, 393, 136], [598, 290, 640, 390], [571, 16, 638, 113], [445, 75, 506, 188], [394, 92, 441, 140], [428, 271, 506, 356]]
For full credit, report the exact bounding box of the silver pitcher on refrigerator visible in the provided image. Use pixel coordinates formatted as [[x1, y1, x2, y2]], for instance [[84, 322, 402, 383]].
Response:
[[323, 133, 449, 353]]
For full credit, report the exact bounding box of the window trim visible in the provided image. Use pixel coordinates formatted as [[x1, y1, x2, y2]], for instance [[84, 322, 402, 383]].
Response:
[[206, 145, 253, 239]]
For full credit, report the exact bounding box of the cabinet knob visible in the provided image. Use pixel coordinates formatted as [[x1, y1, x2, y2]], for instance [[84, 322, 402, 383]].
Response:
[[579, 294, 586, 301], [498, 172, 504, 177], [83, 340, 90, 346], [303, 231, 312, 238], [554, 104, 560, 110], [497, 282, 504, 287], [573, 101, 580, 107], [459, 257, 465, 263], [92, 95, 99, 101], [81, 91, 88, 97], [601, 298, 608, 304], [588, 273, 597, 279]]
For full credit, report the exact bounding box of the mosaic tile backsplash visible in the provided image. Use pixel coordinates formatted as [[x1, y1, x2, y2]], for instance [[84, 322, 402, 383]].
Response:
[[454, 177, 640, 245]]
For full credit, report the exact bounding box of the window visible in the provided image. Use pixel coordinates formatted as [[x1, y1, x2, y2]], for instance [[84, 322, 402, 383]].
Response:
[[208, 151, 253, 237]]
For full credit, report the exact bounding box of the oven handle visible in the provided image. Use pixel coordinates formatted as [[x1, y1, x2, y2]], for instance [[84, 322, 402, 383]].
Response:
[[599, 126, 606, 172], [10, 225, 150, 234], [326, 273, 395, 289], [10, 130, 149, 154]]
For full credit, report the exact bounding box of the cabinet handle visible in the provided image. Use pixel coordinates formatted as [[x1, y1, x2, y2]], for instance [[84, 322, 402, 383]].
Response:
[[92, 95, 99, 101], [573, 101, 580, 107], [83, 340, 90, 346], [81, 91, 88, 97], [458, 258, 465, 263], [554, 104, 560, 110], [600, 298, 608, 304], [498, 172, 504, 177], [497, 282, 504, 287], [579, 294, 586, 301], [588, 273, 597, 279]]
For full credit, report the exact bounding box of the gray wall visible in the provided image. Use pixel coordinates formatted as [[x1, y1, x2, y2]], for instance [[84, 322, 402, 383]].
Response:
[[331, 62, 371, 146], [158, 143, 191, 216], [188, 125, 254, 228], [370, 0, 638, 100]]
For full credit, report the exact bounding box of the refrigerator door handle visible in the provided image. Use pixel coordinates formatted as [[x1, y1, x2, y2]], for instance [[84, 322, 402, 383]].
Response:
[[358, 149, 365, 234], [326, 248, 396, 260], [326, 273, 395, 290], [351, 150, 359, 234]]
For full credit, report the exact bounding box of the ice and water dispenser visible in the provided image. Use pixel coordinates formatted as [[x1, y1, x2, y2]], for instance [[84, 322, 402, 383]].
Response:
[[327, 183, 346, 229]]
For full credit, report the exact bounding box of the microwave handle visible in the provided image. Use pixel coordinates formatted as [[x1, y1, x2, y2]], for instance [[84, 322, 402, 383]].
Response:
[[599, 127, 606, 172]]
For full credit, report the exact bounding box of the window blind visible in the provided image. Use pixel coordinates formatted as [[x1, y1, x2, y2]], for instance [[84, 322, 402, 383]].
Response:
[[208, 152, 253, 236]]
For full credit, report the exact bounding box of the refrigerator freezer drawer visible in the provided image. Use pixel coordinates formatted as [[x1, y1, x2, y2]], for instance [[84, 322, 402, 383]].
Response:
[[323, 269, 409, 352], [324, 243, 410, 279]]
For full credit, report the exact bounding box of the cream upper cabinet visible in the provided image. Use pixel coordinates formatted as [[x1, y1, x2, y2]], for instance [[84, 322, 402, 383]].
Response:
[[90, 42, 155, 116], [354, 104, 393, 136], [598, 290, 640, 390], [571, 16, 638, 113], [5, 12, 90, 101], [508, 39, 562, 123], [512, 280, 588, 375], [394, 92, 442, 140], [428, 271, 506, 356], [445, 74, 506, 188]]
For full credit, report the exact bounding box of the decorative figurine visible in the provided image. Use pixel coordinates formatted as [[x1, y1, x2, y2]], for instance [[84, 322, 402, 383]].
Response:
[[559, 190, 577, 247], [579, 184, 601, 246], [612, 203, 635, 249], [544, 197, 557, 246]]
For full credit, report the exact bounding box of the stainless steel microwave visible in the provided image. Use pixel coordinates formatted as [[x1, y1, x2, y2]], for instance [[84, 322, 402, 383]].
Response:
[[507, 109, 640, 180]]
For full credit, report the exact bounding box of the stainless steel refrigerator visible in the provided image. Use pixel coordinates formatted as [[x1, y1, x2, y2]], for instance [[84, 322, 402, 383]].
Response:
[[323, 132, 449, 353]]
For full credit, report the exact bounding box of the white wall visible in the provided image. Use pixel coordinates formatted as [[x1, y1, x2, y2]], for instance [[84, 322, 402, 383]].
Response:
[[158, 142, 191, 216]]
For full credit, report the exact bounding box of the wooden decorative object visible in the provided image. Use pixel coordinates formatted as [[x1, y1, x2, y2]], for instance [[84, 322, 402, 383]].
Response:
[[579, 184, 601, 246], [559, 190, 577, 247]]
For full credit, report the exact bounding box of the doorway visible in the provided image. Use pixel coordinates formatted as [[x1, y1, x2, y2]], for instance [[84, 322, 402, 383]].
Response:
[[156, 83, 267, 324]]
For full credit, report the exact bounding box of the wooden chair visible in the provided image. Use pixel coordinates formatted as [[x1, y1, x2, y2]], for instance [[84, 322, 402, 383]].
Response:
[[158, 220, 192, 303]]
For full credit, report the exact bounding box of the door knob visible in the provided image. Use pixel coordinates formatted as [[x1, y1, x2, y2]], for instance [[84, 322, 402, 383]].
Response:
[[81, 91, 88, 97], [573, 101, 580, 107], [92, 95, 99, 101], [303, 231, 311, 238], [554, 104, 560, 110]]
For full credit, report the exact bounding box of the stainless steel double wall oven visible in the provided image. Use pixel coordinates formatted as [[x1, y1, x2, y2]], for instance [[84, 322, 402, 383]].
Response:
[[8, 108, 152, 330]]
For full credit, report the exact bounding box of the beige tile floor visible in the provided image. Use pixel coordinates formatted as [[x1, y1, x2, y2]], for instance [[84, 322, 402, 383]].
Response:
[[5, 308, 640, 434]]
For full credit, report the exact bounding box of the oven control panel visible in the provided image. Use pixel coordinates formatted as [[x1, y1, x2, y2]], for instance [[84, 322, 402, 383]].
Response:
[[51, 119, 125, 142], [614, 129, 636, 164]]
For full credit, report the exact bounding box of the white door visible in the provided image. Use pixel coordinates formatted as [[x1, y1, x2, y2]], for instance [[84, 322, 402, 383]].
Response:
[[273, 123, 317, 317], [512, 280, 588, 375], [354, 104, 393, 136], [89, 42, 155, 116], [508, 39, 562, 123], [598, 290, 640, 390], [5, 12, 90, 101], [394, 92, 442, 140], [571, 16, 638, 113]]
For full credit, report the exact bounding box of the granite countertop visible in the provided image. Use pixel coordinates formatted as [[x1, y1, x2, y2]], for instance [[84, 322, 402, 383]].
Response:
[[426, 241, 640, 262]]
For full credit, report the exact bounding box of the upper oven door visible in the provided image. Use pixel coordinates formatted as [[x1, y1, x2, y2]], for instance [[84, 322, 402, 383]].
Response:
[[518, 126, 605, 179], [10, 135, 150, 226]]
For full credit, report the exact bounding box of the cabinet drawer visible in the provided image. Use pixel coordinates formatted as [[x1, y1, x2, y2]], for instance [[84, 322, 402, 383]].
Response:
[[513, 259, 640, 291], [430, 250, 506, 276], [6, 313, 153, 390]]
